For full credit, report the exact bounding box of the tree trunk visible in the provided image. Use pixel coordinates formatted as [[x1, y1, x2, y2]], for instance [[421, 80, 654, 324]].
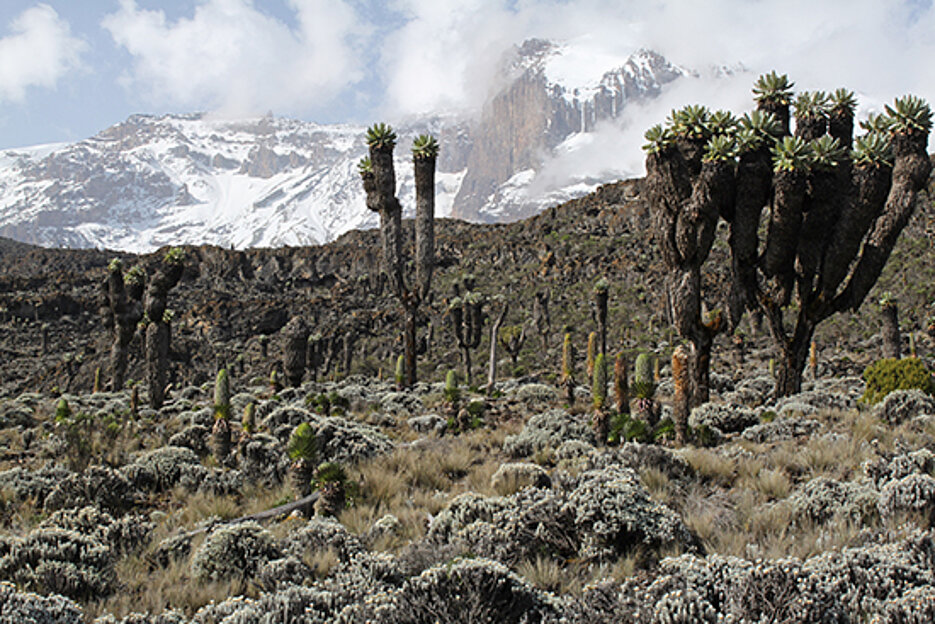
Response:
[[462, 347, 472, 387], [405, 302, 417, 387], [487, 303, 508, 396], [690, 330, 713, 407], [775, 327, 814, 398], [881, 304, 901, 359], [146, 321, 170, 409]]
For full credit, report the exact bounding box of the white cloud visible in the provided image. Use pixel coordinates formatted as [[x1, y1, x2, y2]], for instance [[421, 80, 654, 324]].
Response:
[[102, 0, 364, 116], [0, 4, 87, 103], [378, 0, 935, 194], [379, 0, 935, 118]]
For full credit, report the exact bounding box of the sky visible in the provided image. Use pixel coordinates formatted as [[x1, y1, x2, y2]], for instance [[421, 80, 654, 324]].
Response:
[[1, 0, 935, 151]]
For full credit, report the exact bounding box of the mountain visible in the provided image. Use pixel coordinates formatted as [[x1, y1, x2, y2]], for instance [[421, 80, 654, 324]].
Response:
[[0, 41, 686, 251]]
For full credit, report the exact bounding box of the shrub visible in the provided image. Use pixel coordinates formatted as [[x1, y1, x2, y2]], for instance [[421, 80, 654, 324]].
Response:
[[862, 357, 935, 405], [566, 466, 696, 561], [351, 557, 565, 624], [689, 402, 758, 434], [872, 389, 935, 426], [503, 408, 594, 457], [127, 446, 201, 493], [190, 521, 281, 583], [878, 474, 935, 520], [0, 581, 83, 624], [0, 528, 115, 600]]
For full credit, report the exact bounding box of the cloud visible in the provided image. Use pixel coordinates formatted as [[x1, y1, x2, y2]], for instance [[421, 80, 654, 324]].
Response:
[[102, 0, 365, 116], [0, 4, 87, 103], [378, 0, 935, 197], [379, 0, 935, 118]]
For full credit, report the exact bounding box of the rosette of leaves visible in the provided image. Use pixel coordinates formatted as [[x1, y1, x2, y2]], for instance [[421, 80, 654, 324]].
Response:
[[793, 91, 831, 120], [771, 135, 813, 172], [705, 110, 738, 136], [287, 423, 317, 498], [642, 124, 674, 154], [163, 247, 185, 266], [313, 462, 347, 517], [366, 122, 397, 150], [703, 134, 736, 162], [123, 265, 144, 288], [357, 156, 372, 177], [752, 70, 795, 106], [411, 134, 439, 159], [809, 135, 846, 171], [668, 104, 711, 139], [830, 88, 857, 116], [885, 95, 934, 134], [851, 133, 893, 168], [859, 112, 893, 134]]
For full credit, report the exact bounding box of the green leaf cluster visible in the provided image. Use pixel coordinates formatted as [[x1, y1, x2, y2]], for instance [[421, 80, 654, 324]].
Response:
[[861, 357, 935, 405], [366, 122, 397, 149], [287, 422, 317, 461]]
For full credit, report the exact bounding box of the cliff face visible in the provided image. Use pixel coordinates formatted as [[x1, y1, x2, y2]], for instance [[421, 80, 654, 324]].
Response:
[[453, 42, 685, 221]]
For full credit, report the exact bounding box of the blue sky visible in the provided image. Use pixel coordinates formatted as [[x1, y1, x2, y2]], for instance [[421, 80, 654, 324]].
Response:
[[1, 0, 934, 150]]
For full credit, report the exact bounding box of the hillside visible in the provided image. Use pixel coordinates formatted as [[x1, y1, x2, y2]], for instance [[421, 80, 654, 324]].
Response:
[[0, 176, 935, 621]]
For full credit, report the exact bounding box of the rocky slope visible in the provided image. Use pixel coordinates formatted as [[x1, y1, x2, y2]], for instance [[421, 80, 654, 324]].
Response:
[[0, 41, 686, 252]]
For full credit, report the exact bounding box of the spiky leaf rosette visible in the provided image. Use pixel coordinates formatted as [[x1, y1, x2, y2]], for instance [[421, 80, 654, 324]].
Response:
[[809, 135, 846, 170], [794, 91, 830, 120], [706, 110, 738, 136], [123, 265, 144, 286], [753, 71, 795, 106], [411, 134, 439, 159], [357, 157, 372, 177], [366, 122, 397, 149], [885, 95, 933, 134], [669, 104, 711, 139], [736, 111, 782, 152], [703, 134, 737, 162], [287, 422, 317, 462], [642, 124, 674, 153], [879, 291, 898, 308], [594, 277, 609, 293], [771, 136, 813, 172], [164, 247, 185, 266], [859, 112, 893, 134], [314, 462, 346, 486], [108, 258, 122, 273], [830, 88, 858, 116], [742, 110, 782, 138], [851, 133, 893, 168]]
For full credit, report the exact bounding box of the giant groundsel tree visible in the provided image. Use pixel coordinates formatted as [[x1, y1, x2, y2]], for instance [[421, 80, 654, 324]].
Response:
[[359, 125, 438, 386], [644, 73, 932, 398]]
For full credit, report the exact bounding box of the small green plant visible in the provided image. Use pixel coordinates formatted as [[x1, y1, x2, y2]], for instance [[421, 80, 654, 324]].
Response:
[[288, 423, 318, 498], [752, 71, 795, 106], [631, 353, 656, 399], [163, 247, 185, 265], [412, 134, 439, 159], [608, 412, 650, 445], [366, 123, 397, 149], [444, 370, 461, 404], [861, 357, 935, 404], [395, 355, 405, 388]]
